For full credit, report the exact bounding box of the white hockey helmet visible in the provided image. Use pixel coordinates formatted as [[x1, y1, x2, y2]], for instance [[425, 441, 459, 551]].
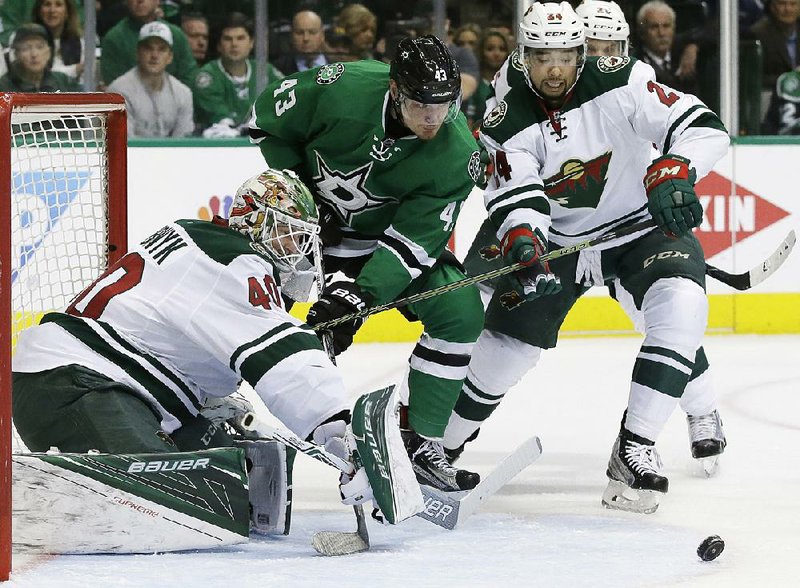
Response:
[[518, 1, 585, 49], [229, 169, 320, 271], [518, 2, 586, 99], [576, 0, 630, 56]]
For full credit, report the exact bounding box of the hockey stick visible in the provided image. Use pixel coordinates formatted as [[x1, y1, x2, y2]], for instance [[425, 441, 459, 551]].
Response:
[[415, 436, 543, 530], [232, 412, 369, 555], [310, 238, 370, 556], [315, 225, 796, 330], [704, 229, 795, 290], [315, 218, 658, 329]]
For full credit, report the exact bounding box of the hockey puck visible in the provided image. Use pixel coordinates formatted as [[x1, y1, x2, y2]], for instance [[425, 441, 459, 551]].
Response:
[[697, 535, 725, 561]]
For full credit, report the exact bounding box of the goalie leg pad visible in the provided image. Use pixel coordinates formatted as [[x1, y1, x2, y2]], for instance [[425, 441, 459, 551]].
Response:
[[235, 439, 296, 535], [351, 385, 424, 524]]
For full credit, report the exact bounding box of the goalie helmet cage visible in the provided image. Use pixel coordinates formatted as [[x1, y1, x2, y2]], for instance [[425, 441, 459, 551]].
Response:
[[0, 92, 127, 581]]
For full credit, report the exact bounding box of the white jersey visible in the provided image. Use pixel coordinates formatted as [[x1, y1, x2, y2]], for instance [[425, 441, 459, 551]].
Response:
[[13, 219, 349, 440], [480, 53, 730, 248]]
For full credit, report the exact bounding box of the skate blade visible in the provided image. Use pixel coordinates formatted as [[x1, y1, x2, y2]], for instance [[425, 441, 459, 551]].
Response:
[[698, 455, 720, 478], [601, 480, 660, 514]]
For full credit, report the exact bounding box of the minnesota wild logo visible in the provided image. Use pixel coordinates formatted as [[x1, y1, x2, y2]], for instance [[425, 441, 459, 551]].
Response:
[[510, 49, 526, 73], [545, 151, 612, 209], [483, 101, 507, 128], [597, 56, 630, 73], [316, 63, 345, 85]]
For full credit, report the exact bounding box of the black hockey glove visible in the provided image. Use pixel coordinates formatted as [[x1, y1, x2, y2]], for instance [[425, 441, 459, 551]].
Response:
[[306, 282, 373, 356], [644, 154, 702, 238]]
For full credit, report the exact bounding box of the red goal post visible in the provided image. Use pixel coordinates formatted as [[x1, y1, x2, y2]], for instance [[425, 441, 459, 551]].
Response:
[[0, 93, 127, 580]]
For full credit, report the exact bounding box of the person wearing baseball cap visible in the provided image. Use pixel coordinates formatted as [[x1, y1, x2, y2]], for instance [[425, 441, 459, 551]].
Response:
[[0, 22, 80, 91], [100, 0, 197, 88], [107, 18, 194, 137]]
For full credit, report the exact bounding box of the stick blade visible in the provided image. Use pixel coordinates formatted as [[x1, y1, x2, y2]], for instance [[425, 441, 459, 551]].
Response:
[[706, 229, 796, 290], [311, 531, 369, 556], [749, 229, 796, 288]]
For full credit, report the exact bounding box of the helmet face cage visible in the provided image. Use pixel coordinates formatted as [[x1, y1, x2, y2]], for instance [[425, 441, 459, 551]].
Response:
[[229, 169, 320, 271], [390, 34, 462, 124], [518, 1, 586, 99], [576, 0, 630, 56]]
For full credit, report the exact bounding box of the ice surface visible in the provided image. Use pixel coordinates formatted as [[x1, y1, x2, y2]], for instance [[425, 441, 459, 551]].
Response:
[[9, 335, 800, 587]]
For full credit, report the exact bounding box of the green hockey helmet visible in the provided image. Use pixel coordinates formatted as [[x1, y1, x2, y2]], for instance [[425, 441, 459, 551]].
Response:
[[229, 169, 320, 270]]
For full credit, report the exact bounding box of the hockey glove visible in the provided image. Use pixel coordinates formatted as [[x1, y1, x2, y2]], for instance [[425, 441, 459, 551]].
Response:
[[644, 154, 702, 238], [473, 129, 492, 190], [306, 282, 373, 356], [498, 225, 561, 309]]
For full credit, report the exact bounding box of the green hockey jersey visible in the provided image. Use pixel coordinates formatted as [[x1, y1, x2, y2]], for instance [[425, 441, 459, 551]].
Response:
[[248, 60, 481, 304], [13, 220, 350, 441]]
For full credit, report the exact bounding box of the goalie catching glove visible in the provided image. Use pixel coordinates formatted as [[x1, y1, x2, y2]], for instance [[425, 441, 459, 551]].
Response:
[[499, 224, 561, 309], [306, 282, 373, 355], [644, 154, 702, 238]]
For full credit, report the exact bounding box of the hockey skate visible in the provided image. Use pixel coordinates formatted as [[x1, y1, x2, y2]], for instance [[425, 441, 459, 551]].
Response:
[[687, 410, 726, 477], [602, 428, 668, 514], [403, 431, 480, 492]]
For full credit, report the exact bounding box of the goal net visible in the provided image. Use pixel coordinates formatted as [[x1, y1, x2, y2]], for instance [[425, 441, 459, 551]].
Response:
[[0, 93, 127, 580]]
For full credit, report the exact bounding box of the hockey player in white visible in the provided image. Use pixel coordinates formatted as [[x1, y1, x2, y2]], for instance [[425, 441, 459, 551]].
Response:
[[13, 169, 373, 520], [442, 2, 729, 513], [578, 0, 727, 475]]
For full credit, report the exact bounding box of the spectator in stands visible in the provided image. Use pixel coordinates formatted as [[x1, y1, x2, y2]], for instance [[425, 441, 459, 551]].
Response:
[[762, 66, 800, 133], [0, 23, 80, 91], [107, 21, 193, 138], [634, 0, 700, 95], [2, 0, 85, 45], [452, 23, 482, 57], [465, 29, 510, 129], [336, 3, 377, 60], [33, 0, 84, 82], [750, 0, 800, 89], [273, 9, 328, 75], [194, 12, 283, 138], [101, 0, 197, 87], [181, 11, 209, 65], [740, 0, 767, 35]]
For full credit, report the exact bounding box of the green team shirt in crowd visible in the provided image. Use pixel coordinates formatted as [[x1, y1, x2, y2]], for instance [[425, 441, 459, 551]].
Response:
[[0, 68, 81, 92], [193, 58, 283, 129], [249, 60, 481, 305], [100, 17, 198, 87]]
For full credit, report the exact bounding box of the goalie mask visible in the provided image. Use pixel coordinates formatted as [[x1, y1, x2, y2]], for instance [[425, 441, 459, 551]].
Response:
[[576, 0, 629, 57], [389, 35, 462, 134], [229, 169, 320, 271], [518, 1, 586, 105]]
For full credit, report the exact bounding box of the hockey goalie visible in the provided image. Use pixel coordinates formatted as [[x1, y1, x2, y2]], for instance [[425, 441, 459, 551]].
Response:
[[10, 168, 420, 554]]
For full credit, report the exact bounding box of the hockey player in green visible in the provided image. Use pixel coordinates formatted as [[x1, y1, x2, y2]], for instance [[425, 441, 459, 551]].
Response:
[[248, 35, 486, 492], [12, 169, 377, 531], [441, 2, 729, 513]]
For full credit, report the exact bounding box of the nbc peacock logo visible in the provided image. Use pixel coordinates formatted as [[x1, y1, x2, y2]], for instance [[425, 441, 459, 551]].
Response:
[[198, 195, 234, 220]]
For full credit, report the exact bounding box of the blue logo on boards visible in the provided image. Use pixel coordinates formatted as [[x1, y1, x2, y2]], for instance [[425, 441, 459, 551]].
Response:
[[12, 170, 91, 284]]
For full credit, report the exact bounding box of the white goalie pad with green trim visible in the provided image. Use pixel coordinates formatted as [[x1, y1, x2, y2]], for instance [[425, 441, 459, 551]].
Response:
[[351, 385, 424, 524], [13, 447, 250, 553]]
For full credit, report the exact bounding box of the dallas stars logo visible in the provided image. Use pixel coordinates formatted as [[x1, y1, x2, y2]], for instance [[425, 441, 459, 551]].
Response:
[[312, 152, 394, 223]]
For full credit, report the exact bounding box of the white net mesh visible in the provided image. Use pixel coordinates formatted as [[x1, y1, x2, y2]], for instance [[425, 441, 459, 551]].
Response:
[[9, 110, 115, 452]]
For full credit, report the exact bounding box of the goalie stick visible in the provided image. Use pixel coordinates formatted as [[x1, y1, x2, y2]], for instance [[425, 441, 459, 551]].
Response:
[[415, 436, 543, 530], [314, 225, 796, 330], [231, 412, 369, 556], [311, 238, 371, 556]]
